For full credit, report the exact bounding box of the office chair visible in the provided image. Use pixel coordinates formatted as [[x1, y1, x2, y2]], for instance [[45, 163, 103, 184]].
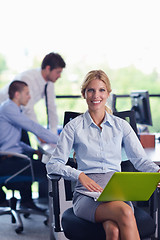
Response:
[[47, 111, 156, 240], [0, 151, 48, 233], [0, 151, 32, 233], [21, 129, 48, 199], [113, 110, 138, 136]]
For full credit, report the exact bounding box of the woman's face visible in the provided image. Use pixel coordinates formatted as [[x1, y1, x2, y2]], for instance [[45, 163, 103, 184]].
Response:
[[84, 79, 109, 113]]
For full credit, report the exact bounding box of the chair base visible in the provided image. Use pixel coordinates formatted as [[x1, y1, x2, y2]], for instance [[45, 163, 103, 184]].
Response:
[[0, 197, 24, 233], [0, 197, 49, 234]]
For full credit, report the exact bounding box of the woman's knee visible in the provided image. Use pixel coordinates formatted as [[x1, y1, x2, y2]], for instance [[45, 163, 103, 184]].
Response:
[[120, 204, 135, 226], [103, 220, 119, 240]]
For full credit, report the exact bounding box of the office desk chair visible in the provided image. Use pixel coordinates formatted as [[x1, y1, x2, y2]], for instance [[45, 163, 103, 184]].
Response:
[[21, 129, 48, 200], [48, 111, 156, 240], [0, 151, 48, 234], [48, 162, 156, 240]]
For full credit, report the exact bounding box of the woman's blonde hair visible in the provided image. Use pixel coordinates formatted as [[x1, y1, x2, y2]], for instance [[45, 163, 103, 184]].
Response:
[[81, 70, 112, 114]]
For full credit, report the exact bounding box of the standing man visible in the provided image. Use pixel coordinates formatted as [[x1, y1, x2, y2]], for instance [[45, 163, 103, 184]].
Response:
[[0, 52, 66, 134], [0, 80, 58, 209]]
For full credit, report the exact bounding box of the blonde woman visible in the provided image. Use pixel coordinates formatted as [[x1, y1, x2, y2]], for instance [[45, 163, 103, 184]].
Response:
[[47, 70, 160, 240]]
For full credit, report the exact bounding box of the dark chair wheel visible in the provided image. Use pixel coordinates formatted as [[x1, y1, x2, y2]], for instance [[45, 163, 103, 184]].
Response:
[[23, 213, 30, 218], [15, 226, 23, 234], [44, 219, 48, 226]]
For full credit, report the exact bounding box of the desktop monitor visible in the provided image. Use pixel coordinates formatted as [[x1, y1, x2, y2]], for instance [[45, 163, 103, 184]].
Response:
[[130, 90, 152, 126]]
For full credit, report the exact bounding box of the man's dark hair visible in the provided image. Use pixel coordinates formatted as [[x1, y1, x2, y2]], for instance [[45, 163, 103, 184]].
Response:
[[8, 80, 28, 99], [41, 52, 66, 70]]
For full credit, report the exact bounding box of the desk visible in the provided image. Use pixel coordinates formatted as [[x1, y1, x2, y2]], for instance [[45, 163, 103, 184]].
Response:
[[144, 141, 160, 165], [38, 143, 56, 155], [144, 141, 160, 239], [38, 143, 56, 164], [122, 140, 160, 165]]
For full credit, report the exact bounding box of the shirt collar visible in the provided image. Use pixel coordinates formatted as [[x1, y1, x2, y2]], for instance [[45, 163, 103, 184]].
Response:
[[8, 99, 22, 112], [38, 68, 47, 85], [83, 110, 114, 128]]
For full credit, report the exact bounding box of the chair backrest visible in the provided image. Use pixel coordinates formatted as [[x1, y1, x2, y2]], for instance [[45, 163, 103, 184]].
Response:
[[63, 112, 81, 200], [0, 153, 33, 188], [0, 129, 34, 188], [113, 110, 138, 136], [63, 110, 138, 201], [21, 129, 31, 146], [64, 110, 138, 134], [63, 111, 81, 127]]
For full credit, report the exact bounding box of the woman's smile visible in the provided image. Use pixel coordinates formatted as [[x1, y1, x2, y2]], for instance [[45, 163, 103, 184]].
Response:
[[85, 79, 109, 112]]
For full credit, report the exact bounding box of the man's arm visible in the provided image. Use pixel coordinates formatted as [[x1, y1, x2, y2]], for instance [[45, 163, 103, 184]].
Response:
[[6, 103, 58, 144]]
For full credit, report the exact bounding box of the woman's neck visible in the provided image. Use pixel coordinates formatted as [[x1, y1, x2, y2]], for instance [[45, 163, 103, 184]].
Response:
[[89, 110, 105, 128]]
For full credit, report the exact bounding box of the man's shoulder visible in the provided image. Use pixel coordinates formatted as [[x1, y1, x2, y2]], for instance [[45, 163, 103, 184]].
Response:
[[15, 68, 41, 80], [0, 100, 18, 114]]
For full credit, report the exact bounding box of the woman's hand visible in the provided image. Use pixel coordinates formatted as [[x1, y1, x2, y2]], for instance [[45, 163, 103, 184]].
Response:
[[78, 172, 103, 192]]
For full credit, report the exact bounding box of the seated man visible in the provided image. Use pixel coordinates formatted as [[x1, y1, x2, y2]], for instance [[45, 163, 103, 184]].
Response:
[[0, 80, 58, 211], [0, 52, 66, 134]]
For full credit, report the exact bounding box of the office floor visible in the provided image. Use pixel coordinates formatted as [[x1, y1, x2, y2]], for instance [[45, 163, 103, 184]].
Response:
[[0, 201, 50, 240], [0, 180, 71, 240]]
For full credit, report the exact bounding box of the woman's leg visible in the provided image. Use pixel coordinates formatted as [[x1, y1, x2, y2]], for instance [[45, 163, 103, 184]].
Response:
[[95, 201, 140, 240], [103, 220, 120, 240]]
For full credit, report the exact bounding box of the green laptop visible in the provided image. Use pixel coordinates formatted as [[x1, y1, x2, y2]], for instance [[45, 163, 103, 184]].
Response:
[[97, 172, 160, 202], [77, 172, 160, 201]]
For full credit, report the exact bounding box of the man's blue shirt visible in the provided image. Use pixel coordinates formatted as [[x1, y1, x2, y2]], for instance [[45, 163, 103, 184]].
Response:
[[0, 99, 58, 154]]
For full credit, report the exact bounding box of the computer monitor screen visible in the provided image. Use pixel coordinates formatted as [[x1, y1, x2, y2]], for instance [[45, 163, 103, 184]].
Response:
[[130, 90, 152, 126]]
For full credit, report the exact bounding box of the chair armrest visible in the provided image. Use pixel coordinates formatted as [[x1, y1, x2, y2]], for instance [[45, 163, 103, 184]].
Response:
[[0, 151, 34, 183], [47, 173, 61, 181], [0, 151, 30, 161], [47, 174, 62, 232]]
